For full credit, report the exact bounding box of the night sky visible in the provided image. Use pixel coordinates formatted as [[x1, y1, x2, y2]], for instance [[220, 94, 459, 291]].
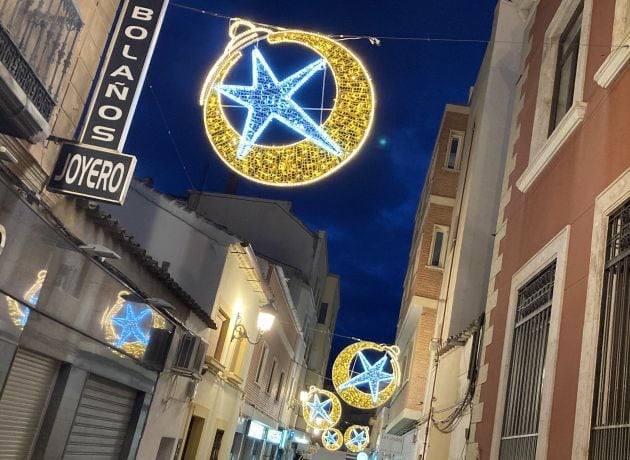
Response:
[[126, 0, 498, 360]]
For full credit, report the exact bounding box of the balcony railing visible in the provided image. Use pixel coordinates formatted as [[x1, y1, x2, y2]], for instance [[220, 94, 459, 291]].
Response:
[[0, 0, 83, 121], [0, 23, 54, 120]]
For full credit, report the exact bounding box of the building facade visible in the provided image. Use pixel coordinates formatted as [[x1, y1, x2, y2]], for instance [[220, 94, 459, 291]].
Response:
[[0, 2, 211, 459], [188, 193, 341, 454], [470, 0, 630, 459], [377, 104, 469, 459], [102, 181, 273, 460], [416, 2, 526, 459], [234, 259, 305, 460]]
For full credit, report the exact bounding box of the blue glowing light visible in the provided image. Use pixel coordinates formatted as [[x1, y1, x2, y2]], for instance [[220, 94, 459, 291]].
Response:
[[357, 452, 369, 460], [215, 48, 342, 160], [17, 283, 41, 327], [349, 428, 367, 447], [111, 302, 152, 348], [16, 306, 29, 327], [338, 351, 395, 403], [306, 393, 333, 424], [324, 430, 338, 445]]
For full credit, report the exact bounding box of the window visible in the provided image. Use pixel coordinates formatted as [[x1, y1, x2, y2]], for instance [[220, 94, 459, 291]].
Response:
[[275, 371, 285, 402], [589, 200, 630, 458], [229, 337, 246, 376], [213, 310, 230, 361], [255, 345, 268, 384], [428, 226, 447, 268], [549, 4, 583, 134], [317, 303, 329, 324], [210, 429, 224, 460], [266, 358, 277, 393], [445, 131, 463, 170], [594, 0, 630, 87], [517, 0, 589, 193], [500, 262, 556, 459]]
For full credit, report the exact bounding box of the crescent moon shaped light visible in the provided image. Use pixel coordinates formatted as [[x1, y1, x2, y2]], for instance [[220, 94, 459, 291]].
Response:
[[201, 22, 375, 186], [332, 341, 400, 409], [301, 386, 342, 430], [322, 428, 343, 451], [344, 425, 370, 453]]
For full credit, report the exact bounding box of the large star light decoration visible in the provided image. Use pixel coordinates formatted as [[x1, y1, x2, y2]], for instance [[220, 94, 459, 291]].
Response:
[[111, 303, 152, 348], [306, 393, 333, 425], [215, 48, 342, 160], [349, 428, 367, 447], [338, 351, 395, 403]]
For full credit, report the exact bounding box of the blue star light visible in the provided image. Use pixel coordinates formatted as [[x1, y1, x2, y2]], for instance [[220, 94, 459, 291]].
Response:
[[215, 48, 342, 160], [111, 303, 152, 348], [338, 351, 395, 403], [349, 428, 367, 447], [306, 394, 333, 424], [324, 430, 338, 445]]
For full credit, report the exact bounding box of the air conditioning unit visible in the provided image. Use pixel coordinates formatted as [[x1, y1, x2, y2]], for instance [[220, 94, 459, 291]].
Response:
[[172, 333, 207, 377]]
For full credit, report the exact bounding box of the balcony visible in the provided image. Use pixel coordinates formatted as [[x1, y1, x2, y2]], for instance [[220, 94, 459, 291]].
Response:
[[0, 0, 82, 142]]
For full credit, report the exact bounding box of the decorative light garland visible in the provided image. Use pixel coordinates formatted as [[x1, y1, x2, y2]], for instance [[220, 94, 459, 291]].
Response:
[[301, 386, 342, 430], [200, 20, 375, 186], [321, 428, 343, 451], [344, 424, 370, 453], [101, 291, 167, 358], [7, 270, 46, 329], [332, 341, 400, 409]]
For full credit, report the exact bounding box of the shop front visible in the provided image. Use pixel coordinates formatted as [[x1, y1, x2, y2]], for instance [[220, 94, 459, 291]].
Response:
[[0, 173, 175, 459]]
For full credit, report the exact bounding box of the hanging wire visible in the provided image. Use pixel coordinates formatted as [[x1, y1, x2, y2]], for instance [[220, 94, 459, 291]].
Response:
[[147, 81, 197, 190], [170, 2, 630, 50]]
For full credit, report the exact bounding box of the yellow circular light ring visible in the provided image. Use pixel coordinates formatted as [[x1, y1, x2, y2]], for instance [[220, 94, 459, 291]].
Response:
[[202, 26, 375, 186], [302, 386, 342, 430], [344, 425, 370, 453], [332, 341, 400, 409], [100, 291, 167, 359], [321, 428, 343, 451]]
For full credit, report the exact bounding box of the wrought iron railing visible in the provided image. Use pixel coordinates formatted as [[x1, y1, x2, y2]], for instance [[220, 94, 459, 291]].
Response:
[[500, 262, 556, 460], [590, 200, 630, 459], [0, 23, 54, 120], [0, 0, 83, 121]]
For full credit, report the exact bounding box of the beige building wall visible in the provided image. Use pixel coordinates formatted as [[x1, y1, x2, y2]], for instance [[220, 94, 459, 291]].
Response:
[[1, 0, 120, 195], [135, 248, 270, 460], [382, 105, 469, 450]]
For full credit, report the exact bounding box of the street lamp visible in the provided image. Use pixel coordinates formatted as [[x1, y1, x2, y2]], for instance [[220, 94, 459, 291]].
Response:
[[231, 302, 276, 344]]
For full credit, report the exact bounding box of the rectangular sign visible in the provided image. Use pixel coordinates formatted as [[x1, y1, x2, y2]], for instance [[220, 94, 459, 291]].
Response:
[[266, 429, 283, 445], [47, 143, 136, 204], [247, 420, 266, 440], [80, 0, 168, 150]]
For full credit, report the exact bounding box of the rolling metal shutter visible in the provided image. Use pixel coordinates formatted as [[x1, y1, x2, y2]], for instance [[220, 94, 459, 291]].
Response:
[[63, 374, 137, 459], [0, 348, 58, 459]]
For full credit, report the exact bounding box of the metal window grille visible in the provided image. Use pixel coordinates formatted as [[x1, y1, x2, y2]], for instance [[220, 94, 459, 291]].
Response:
[[499, 262, 556, 459], [589, 200, 630, 459]]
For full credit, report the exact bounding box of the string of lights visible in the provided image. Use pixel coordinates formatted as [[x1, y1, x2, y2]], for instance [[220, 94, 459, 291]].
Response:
[[170, 2, 629, 50]]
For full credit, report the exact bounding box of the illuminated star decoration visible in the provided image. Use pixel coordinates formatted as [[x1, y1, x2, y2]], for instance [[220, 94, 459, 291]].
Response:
[[306, 393, 333, 425], [324, 430, 338, 445], [349, 428, 367, 447], [111, 302, 152, 348], [215, 48, 342, 160], [338, 351, 395, 403]]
